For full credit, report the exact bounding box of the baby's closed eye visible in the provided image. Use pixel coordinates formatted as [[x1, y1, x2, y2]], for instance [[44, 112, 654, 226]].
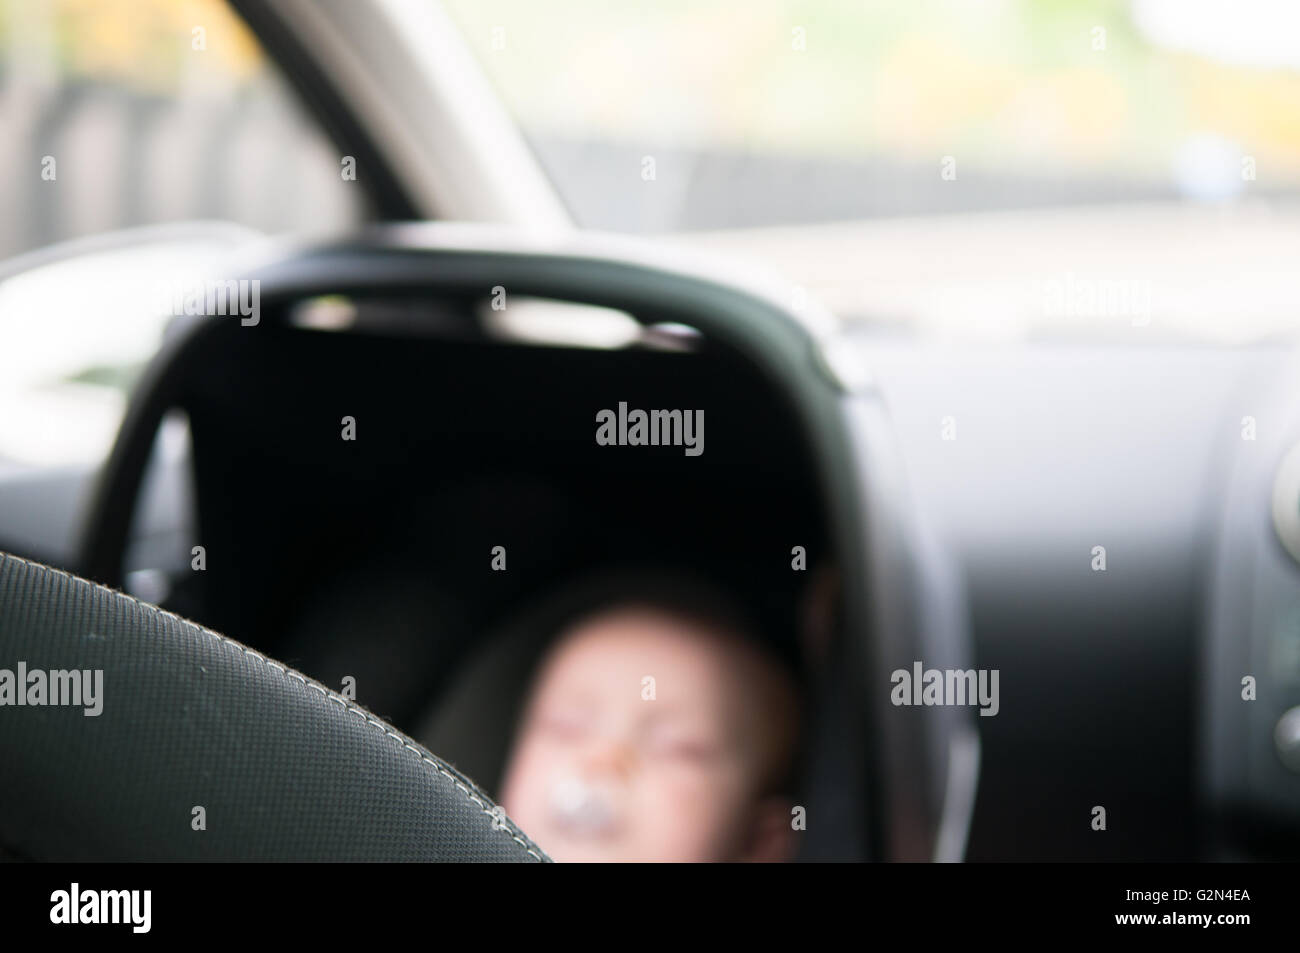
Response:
[[642, 722, 723, 761], [534, 707, 591, 740]]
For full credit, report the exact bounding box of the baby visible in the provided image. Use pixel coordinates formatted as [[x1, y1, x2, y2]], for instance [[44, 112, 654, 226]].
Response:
[[499, 593, 802, 863]]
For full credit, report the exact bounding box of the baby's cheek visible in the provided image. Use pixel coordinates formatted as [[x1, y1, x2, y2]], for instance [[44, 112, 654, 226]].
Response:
[[499, 742, 554, 833], [635, 763, 750, 861]]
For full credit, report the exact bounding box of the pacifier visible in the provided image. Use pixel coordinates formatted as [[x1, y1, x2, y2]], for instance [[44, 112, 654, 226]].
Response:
[[546, 769, 624, 838]]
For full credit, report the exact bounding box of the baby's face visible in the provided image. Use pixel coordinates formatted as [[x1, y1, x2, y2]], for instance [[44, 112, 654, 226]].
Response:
[[499, 607, 795, 862]]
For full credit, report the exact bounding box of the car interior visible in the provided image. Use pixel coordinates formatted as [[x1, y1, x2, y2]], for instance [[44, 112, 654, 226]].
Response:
[[1, 0, 1299, 870]]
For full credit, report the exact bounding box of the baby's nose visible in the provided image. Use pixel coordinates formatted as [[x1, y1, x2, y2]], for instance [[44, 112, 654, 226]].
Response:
[[581, 736, 638, 780]]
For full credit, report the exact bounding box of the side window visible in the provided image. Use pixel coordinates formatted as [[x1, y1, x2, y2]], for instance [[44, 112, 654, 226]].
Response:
[[0, 0, 368, 259], [0, 0, 371, 558]]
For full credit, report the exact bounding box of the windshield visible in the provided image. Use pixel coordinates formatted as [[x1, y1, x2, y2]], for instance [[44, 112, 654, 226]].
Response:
[[442, 0, 1300, 341]]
